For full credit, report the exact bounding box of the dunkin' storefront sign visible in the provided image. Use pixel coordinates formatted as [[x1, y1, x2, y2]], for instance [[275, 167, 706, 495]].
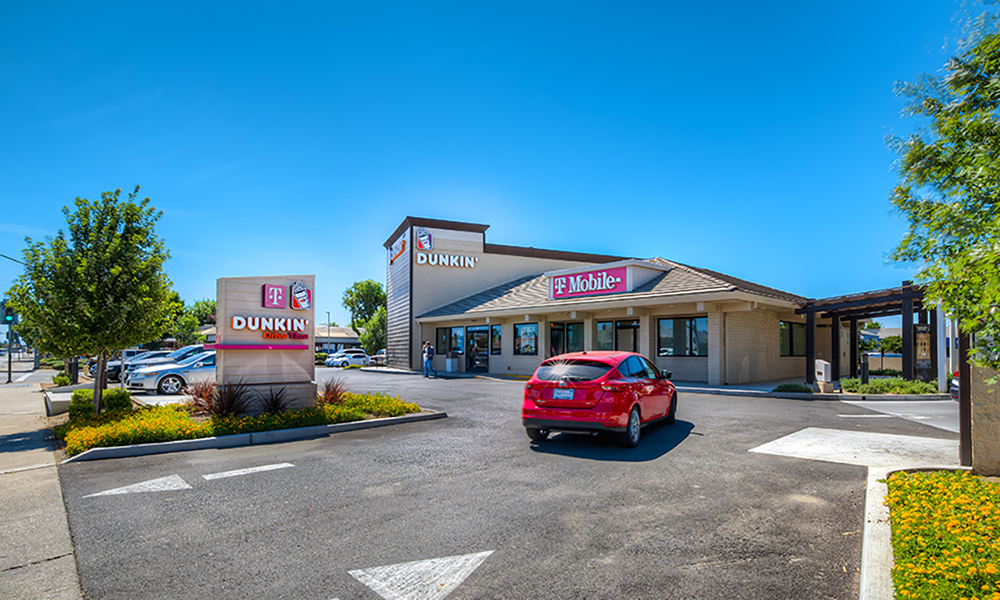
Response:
[[215, 275, 316, 408], [550, 266, 628, 300]]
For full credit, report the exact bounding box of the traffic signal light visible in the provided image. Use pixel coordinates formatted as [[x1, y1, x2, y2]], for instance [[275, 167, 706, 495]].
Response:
[[0, 300, 17, 326]]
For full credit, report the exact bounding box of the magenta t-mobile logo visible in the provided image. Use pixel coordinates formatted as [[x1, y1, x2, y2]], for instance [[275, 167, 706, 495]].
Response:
[[262, 284, 286, 309]]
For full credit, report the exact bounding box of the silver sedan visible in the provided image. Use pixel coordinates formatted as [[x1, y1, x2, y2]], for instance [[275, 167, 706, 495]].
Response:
[[127, 351, 216, 395]]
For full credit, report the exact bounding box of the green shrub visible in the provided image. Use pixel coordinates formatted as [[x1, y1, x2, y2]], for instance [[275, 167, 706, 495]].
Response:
[[315, 352, 328, 365], [68, 389, 95, 420], [41, 358, 65, 370], [52, 373, 71, 387], [772, 383, 814, 394], [840, 377, 938, 394], [869, 368, 903, 377], [102, 388, 133, 413]]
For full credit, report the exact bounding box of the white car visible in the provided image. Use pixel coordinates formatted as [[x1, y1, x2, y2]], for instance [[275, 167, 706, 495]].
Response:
[[127, 351, 216, 394], [326, 349, 370, 368]]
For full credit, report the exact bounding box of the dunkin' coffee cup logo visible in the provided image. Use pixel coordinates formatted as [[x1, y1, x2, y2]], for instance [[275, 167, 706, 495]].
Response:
[[290, 281, 312, 310], [416, 228, 433, 251]]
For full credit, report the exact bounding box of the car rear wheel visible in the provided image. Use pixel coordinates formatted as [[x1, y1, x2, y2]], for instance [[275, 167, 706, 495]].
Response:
[[619, 406, 641, 448], [158, 375, 184, 395], [665, 392, 677, 424], [526, 428, 549, 442]]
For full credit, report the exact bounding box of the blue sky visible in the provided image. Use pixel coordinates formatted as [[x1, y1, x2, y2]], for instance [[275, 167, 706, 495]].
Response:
[[0, 1, 966, 327]]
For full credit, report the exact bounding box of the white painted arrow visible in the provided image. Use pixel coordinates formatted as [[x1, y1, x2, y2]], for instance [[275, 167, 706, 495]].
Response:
[[349, 550, 493, 600], [84, 475, 192, 498]]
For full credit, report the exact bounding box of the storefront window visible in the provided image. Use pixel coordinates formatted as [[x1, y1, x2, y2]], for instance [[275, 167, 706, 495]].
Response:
[[514, 323, 538, 356], [657, 317, 708, 357], [490, 324, 502, 355], [436, 328, 448, 357], [780, 321, 806, 356], [449, 327, 465, 355], [596, 321, 613, 350], [436, 326, 465, 355], [566, 322, 584, 353]]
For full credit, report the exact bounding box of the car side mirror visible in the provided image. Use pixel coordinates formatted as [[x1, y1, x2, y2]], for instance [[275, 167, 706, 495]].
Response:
[[662, 371, 673, 380], [194, 362, 203, 368]]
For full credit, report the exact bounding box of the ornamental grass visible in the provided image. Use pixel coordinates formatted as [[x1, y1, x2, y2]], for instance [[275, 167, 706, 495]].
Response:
[[55, 392, 422, 456], [886, 470, 1000, 600]]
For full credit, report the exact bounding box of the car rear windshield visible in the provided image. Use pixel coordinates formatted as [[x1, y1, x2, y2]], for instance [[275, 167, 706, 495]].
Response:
[[535, 360, 613, 382]]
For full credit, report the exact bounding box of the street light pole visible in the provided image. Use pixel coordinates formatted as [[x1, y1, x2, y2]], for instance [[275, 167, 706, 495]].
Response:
[[326, 311, 331, 353]]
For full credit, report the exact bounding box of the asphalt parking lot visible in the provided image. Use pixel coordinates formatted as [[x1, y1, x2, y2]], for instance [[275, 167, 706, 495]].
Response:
[[56, 371, 959, 600]]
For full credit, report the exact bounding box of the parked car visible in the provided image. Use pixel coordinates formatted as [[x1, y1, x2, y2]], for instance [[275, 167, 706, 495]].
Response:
[[124, 345, 205, 378], [522, 351, 676, 448], [92, 350, 173, 382], [325, 348, 370, 368], [87, 348, 149, 380], [371, 349, 387, 366], [127, 351, 216, 395], [951, 371, 959, 401]]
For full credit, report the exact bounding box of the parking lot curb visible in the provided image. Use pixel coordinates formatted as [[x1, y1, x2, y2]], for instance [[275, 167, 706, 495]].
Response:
[[61, 410, 447, 463], [859, 464, 966, 600], [676, 387, 951, 402]]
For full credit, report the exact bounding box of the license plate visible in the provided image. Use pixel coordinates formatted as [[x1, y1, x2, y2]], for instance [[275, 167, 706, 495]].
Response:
[[553, 388, 574, 400]]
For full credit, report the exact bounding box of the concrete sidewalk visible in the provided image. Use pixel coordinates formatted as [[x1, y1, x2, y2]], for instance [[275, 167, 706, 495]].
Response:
[[0, 382, 81, 599]]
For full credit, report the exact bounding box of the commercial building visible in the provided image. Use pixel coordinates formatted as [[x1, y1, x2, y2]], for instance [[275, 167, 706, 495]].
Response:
[[385, 217, 845, 384]]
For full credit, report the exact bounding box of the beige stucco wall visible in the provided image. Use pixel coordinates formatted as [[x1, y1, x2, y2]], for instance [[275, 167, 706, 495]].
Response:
[[778, 356, 806, 380], [866, 356, 902, 372]]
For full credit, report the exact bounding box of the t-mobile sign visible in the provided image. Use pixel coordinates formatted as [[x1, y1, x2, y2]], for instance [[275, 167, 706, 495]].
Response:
[[551, 266, 627, 299]]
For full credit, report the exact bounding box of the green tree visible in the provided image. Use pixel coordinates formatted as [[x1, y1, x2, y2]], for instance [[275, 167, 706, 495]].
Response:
[[172, 311, 203, 347], [890, 17, 1000, 370], [7, 186, 174, 412], [188, 299, 216, 325], [859, 337, 880, 354], [880, 335, 904, 356], [342, 279, 386, 333], [358, 305, 386, 355], [863, 321, 884, 330]]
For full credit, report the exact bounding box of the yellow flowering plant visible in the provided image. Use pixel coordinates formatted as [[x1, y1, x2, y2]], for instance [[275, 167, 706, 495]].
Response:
[[886, 471, 1000, 599], [55, 392, 421, 456]]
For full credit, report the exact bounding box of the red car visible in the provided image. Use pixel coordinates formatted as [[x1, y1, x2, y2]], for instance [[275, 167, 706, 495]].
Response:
[[522, 351, 677, 448]]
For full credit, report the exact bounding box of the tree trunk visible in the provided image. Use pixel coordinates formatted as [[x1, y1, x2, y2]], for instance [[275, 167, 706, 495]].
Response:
[[93, 352, 107, 414]]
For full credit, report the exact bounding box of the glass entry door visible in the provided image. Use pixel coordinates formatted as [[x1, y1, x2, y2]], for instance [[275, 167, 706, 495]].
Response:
[[549, 323, 565, 358], [466, 326, 489, 372], [615, 320, 640, 352], [550, 322, 584, 358]]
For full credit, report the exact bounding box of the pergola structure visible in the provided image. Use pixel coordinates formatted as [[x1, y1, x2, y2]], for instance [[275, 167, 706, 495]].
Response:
[[795, 281, 932, 383]]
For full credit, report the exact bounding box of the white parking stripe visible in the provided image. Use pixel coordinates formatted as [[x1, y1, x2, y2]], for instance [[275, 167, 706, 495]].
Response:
[[15, 372, 31, 382], [202, 463, 294, 480], [837, 414, 894, 418]]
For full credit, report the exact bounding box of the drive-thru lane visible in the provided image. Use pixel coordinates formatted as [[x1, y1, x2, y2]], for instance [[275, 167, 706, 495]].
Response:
[[57, 372, 958, 599]]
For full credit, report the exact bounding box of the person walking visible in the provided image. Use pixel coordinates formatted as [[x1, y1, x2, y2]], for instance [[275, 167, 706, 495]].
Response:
[[422, 341, 438, 378]]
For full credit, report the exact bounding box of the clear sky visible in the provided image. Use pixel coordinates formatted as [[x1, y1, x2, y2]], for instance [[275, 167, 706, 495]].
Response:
[[0, 1, 967, 327]]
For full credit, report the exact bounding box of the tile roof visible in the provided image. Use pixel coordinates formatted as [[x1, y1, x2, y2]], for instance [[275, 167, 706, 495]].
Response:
[[418, 257, 808, 319]]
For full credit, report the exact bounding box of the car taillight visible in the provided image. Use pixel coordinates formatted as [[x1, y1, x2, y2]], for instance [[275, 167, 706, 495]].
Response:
[[601, 383, 621, 392]]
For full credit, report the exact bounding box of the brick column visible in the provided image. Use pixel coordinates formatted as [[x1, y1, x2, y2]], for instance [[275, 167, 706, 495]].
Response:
[[638, 313, 652, 358], [708, 310, 725, 386]]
